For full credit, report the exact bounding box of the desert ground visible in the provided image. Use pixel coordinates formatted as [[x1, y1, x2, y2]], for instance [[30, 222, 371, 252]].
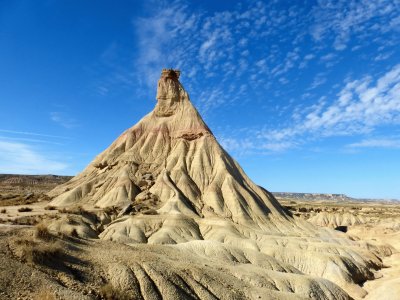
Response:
[[1, 70, 399, 300], [1, 177, 399, 300]]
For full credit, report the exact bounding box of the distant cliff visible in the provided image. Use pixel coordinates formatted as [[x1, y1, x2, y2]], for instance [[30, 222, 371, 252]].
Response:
[[272, 192, 399, 203], [272, 192, 354, 202]]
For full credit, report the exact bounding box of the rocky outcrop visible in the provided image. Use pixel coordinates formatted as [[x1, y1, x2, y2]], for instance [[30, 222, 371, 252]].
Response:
[[308, 212, 366, 228], [155, 69, 182, 117]]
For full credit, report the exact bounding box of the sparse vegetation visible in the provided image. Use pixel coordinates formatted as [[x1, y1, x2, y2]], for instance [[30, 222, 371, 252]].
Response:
[[12, 237, 62, 265], [99, 283, 130, 300], [58, 207, 67, 213], [35, 223, 52, 240], [58, 205, 86, 215], [44, 205, 57, 210], [11, 215, 40, 226], [66, 215, 78, 225], [18, 207, 33, 212], [33, 289, 56, 300], [0, 192, 50, 206]]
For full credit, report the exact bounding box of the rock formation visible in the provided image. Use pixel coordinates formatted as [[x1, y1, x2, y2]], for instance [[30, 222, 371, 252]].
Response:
[[308, 212, 366, 228], [49, 68, 285, 226], [47, 69, 385, 299]]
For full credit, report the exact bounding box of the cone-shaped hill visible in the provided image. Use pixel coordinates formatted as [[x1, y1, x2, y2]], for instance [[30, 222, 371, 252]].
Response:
[[49, 68, 286, 226], [46, 70, 387, 299]]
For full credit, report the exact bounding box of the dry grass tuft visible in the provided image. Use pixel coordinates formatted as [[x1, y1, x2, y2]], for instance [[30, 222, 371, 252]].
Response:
[[100, 283, 130, 300], [11, 215, 40, 226], [33, 289, 56, 300], [0, 208, 6, 213], [18, 207, 33, 212], [35, 223, 52, 240], [58, 205, 86, 215], [58, 207, 67, 213], [13, 237, 62, 265]]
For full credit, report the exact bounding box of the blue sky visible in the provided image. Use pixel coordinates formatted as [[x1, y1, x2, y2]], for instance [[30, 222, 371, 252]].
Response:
[[0, 0, 399, 199]]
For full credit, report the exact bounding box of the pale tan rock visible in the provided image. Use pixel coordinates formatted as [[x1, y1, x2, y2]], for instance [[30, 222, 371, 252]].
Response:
[[46, 69, 384, 299], [308, 212, 366, 228]]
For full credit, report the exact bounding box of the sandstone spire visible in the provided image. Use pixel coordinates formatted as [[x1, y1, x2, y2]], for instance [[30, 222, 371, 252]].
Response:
[[155, 69, 181, 116]]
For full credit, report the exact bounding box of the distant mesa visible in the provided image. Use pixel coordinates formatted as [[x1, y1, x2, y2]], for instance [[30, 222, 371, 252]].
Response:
[[273, 192, 354, 202], [0, 174, 72, 187]]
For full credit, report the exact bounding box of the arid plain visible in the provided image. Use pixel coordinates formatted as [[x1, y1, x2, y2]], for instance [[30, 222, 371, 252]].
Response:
[[1, 175, 399, 300]]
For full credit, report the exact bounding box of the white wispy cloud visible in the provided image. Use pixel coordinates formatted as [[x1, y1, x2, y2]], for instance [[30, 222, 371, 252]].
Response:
[[0, 136, 63, 145], [0, 141, 67, 174], [222, 64, 400, 154], [91, 41, 137, 97], [0, 129, 69, 139], [347, 138, 400, 149], [260, 141, 296, 152], [130, 0, 399, 117], [311, 0, 399, 50], [264, 64, 400, 140], [299, 54, 315, 69], [219, 137, 252, 153], [302, 64, 400, 135], [132, 1, 311, 113], [374, 52, 393, 61], [218, 134, 297, 156], [134, 1, 200, 87], [50, 112, 79, 129], [308, 73, 328, 90]]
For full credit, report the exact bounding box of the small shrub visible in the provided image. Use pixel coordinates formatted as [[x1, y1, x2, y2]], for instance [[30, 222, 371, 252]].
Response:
[[103, 206, 118, 215], [18, 207, 33, 212], [12, 216, 39, 226], [0, 208, 6, 214], [44, 205, 57, 210], [58, 206, 86, 215], [13, 238, 62, 265], [66, 215, 77, 225], [100, 283, 130, 300], [35, 223, 52, 240], [70, 228, 79, 237], [69, 205, 86, 215]]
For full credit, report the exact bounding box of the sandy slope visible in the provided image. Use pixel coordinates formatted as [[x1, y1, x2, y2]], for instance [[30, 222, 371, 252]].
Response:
[[280, 198, 400, 300]]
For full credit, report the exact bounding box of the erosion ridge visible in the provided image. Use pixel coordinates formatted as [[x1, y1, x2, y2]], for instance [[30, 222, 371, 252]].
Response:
[[1, 69, 389, 299]]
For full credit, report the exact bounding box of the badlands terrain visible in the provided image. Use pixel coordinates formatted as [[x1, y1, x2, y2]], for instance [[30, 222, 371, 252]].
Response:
[[0, 69, 399, 300]]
